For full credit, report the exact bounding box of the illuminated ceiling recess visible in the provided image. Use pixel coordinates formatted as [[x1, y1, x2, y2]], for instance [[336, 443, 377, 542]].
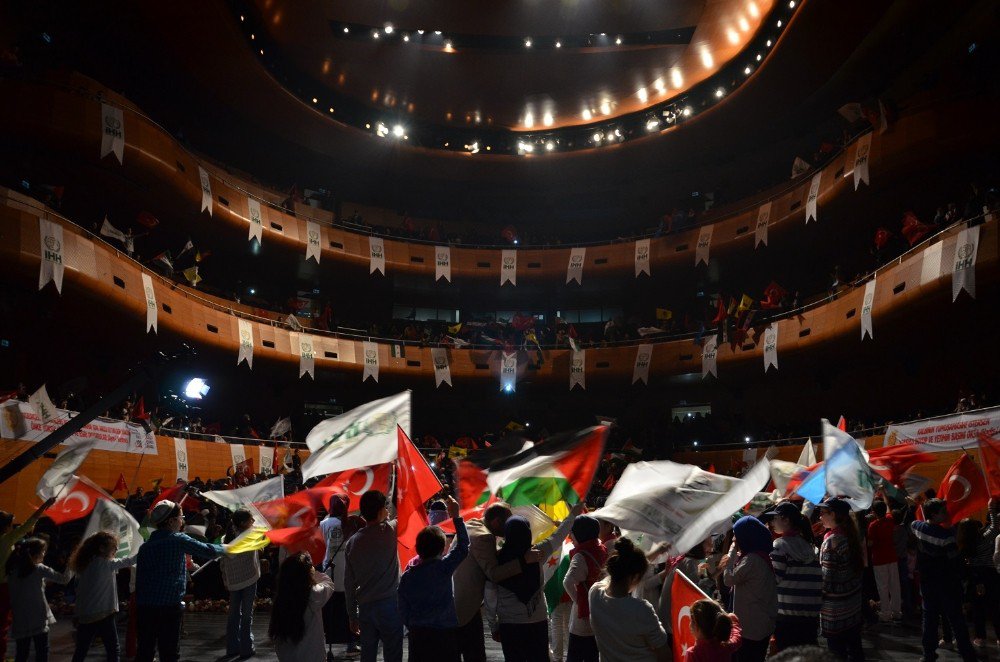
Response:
[[236, 0, 793, 155]]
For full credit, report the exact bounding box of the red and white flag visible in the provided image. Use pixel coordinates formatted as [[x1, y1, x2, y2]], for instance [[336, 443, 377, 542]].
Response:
[[396, 426, 444, 566], [313, 464, 392, 513], [939, 454, 989, 523], [671, 570, 712, 660], [46, 475, 113, 525]]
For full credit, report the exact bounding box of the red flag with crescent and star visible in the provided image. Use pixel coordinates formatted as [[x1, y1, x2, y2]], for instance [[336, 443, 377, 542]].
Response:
[[939, 453, 989, 523], [313, 463, 392, 513], [46, 475, 113, 525], [671, 570, 712, 660]]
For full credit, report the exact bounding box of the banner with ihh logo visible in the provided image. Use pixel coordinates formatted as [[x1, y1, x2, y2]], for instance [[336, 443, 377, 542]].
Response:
[[695, 225, 712, 266], [237, 318, 254, 369], [174, 437, 189, 482], [297, 333, 316, 379], [362, 341, 380, 382], [435, 246, 451, 282], [247, 197, 264, 244], [860, 277, 876, 340], [100, 103, 125, 164], [198, 166, 213, 216], [762, 323, 779, 372], [755, 202, 771, 249], [702, 335, 718, 378], [805, 171, 822, 223], [38, 217, 65, 294], [952, 224, 980, 301], [141, 273, 157, 333], [853, 132, 872, 189], [500, 249, 517, 286], [369, 236, 386, 275], [569, 349, 586, 391], [632, 343, 653, 384], [566, 247, 586, 284], [305, 220, 322, 263], [500, 352, 517, 391], [430, 347, 452, 387], [634, 238, 651, 277]]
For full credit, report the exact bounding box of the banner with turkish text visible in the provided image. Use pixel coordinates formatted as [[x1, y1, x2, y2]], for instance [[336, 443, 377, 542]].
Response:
[[0, 400, 157, 455], [297, 333, 315, 379], [702, 335, 718, 379], [362, 341, 379, 382], [883, 407, 1000, 451]]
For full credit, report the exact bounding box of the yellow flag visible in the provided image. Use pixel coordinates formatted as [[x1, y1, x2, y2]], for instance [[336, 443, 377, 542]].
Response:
[[448, 323, 463, 335], [738, 294, 754, 312], [655, 308, 672, 320], [182, 266, 201, 285], [225, 526, 270, 554]]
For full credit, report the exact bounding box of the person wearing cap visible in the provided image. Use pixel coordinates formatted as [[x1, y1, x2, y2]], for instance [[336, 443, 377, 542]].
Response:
[[722, 515, 777, 662], [816, 498, 864, 661], [135, 499, 225, 662], [763, 501, 822, 651]]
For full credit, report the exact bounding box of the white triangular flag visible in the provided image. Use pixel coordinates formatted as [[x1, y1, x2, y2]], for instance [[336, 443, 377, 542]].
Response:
[[634, 238, 651, 277], [38, 218, 65, 294], [797, 438, 817, 466], [762, 323, 779, 372], [952, 224, 980, 301], [566, 247, 586, 285], [431, 347, 452, 387], [435, 246, 452, 283], [198, 166, 212, 216], [501, 249, 517, 286], [237, 318, 254, 368], [860, 278, 876, 340], [805, 172, 822, 223], [754, 202, 771, 249], [100, 217, 126, 243], [100, 103, 125, 164], [362, 341, 379, 382], [369, 237, 385, 275], [247, 197, 264, 244], [853, 132, 872, 190], [305, 221, 322, 263], [141, 273, 157, 333]]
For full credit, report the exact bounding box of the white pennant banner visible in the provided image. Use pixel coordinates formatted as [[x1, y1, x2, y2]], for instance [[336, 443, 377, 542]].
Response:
[[298, 333, 316, 379], [230, 443, 247, 470], [362, 341, 379, 382], [198, 166, 213, 216], [430, 347, 452, 387], [100, 103, 125, 164], [369, 236, 385, 275], [435, 246, 452, 282], [259, 445, 274, 477], [755, 202, 771, 249], [237, 318, 254, 369], [805, 172, 822, 223], [28, 385, 58, 425], [247, 197, 264, 244], [141, 273, 157, 333], [500, 352, 518, 392], [569, 350, 586, 391], [501, 249, 517, 286], [305, 221, 322, 263], [632, 344, 653, 385], [38, 217, 65, 294], [853, 132, 872, 190], [952, 225, 980, 301], [860, 277, 876, 340], [695, 225, 713, 266], [702, 335, 718, 379], [174, 438, 189, 482], [566, 247, 586, 284], [634, 238, 651, 277], [762, 323, 779, 372]]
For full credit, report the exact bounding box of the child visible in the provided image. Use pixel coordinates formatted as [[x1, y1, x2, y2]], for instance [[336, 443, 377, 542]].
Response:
[[685, 598, 742, 662], [220, 509, 260, 660], [6, 537, 72, 662], [70, 531, 137, 662]]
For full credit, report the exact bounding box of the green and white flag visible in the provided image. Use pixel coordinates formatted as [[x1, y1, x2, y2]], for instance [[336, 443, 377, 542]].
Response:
[[85, 499, 144, 559]]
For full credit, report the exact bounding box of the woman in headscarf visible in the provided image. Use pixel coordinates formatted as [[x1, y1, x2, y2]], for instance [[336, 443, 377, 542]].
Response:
[[485, 503, 584, 662], [722, 516, 777, 662], [562, 516, 608, 662]]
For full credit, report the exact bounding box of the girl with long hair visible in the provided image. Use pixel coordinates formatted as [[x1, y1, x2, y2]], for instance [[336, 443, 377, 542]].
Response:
[[765, 501, 822, 651], [817, 498, 865, 661], [269, 551, 334, 661], [6, 537, 72, 662], [69, 531, 137, 662], [685, 598, 742, 662]]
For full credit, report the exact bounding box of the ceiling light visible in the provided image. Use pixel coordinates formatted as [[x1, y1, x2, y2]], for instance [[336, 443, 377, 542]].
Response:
[[524, 112, 534, 128], [646, 118, 660, 131], [776, 20, 782, 27], [756, 53, 762, 61], [671, 68, 683, 88], [542, 112, 553, 127], [392, 124, 405, 137], [744, 66, 752, 75], [434, 30, 442, 35], [555, 40, 562, 48], [417, 29, 424, 34], [373, 30, 380, 39], [365, 123, 371, 129], [766, 39, 772, 47], [582, 109, 593, 120], [486, 145, 491, 151], [700, 48, 714, 68], [615, 36, 622, 45], [343, 26, 349, 33], [592, 132, 603, 142], [383, 23, 394, 34], [329, 107, 334, 113], [240, 15, 245, 21], [727, 28, 739, 44], [259, 49, 264, 55], [614, 128, 622, 137], [748, 2, 760, 18], [443, 40, 453, 51], [403, 34, 410, 42], [654, 79, 666, 93], [599, 100, 611, 115], [546, 141, 555, 151], [789, 0, 795, 6], [715, 88, 725, 98], [637, 88, 648, 102], [250, 34, 255, 40], [683, 107, 692, 116], [524, 38, 532, 48], [739, 17, 750, 31], [311, 97, 317, 103]]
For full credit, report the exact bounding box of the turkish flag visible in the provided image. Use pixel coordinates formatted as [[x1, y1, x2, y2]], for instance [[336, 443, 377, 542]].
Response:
[[671, 570, 712, 660], [396, 426, 444, 566], [46, 476, 113, 525], [111, 472, 129, 497], [265, 525, 327, 563], [978, 435, 1000, 496], [254, 492, 319, 530], [456, 460, 489, 511], [867, 445, 935, 485], [154, 481, 200, 513], [313, 463, 392, 513], [939, 454, 990, 523], [901, 211, 931, 246]]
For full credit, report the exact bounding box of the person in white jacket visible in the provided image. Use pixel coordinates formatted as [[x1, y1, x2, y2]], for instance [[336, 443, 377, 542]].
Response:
[[7, 537, 73, 662], [69, 531, 137, 662], [269, 551, 334, 662]]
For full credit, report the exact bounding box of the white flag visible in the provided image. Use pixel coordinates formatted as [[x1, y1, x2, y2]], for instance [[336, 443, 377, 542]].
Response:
[[38, 218, 65, 294], [259, 445, 274, 476], [860, 278, 876, 340], [298, 334, 315, 379], [430, 347, 452, 387], [769, 459, 804, 496], [952, 224, 980, 301], [198, 166, 212, 216], [634, 239, 651, 277], [805, 172, 822, 223], [920, 241, 944, 286], [285, 314, 304, 332], [821, 420, 876, 511], [302, 391, 411, 479], [100, 103, 125, 164], [230, 443, 247, 470], [37, 439, 97, 500], [28, 384, 58, 425], [174, 438, 189, 482], [566, 247, 586, 284], [702, 335, 718, 379], [797, 438, 817, 466], [141, 273, 157, 333], [305, 221, 322, 263], [247, 197, 264, 244], [237, 318, 254, 369], [695, 225, 713, 266], [362, 341, 379, 382], [435, 246, 452, 283], [754, 202, 771, 249], [500, 352, 518, 392], [369, 236, 385, 275], [791, 156, 811, 178], [99, 217, 126, 243], [270, 417, 292, 438], [762, 323, 778, 372], [204, 475, 285, 512], [84, 499, 144, 559], [500, 249, 517, 286], [632, 344, 653, 385], [853, 132, 872, 190], [569, 350, 586, 391]]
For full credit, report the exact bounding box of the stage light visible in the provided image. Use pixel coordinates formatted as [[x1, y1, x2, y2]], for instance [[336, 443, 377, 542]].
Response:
[[744, 436, 751, 443], [582, 109, 593, 121], [524, 38, 532, 48], [184, 378, 210, 400], [715, 88, 725, 98], [776, 20, 782, 27], [637, 88, 648, 102], [615, 36, 622, 45], [542, 112, 553, 127], [503, 383, 514, 394], [646, 118, 661, 131], [744, 66, 752, 75], [249, 288, 256, 295], [383, 23, 394, 34], [392, 124, 405, 138], [312, 97, 317, 104], [683, 107, 692, 116], [555, 40, 562, 48], [693, 440, 699, 447], [545, 141, 555, 151], [403, 34, 410, 42], [343, 26, 349, 33]]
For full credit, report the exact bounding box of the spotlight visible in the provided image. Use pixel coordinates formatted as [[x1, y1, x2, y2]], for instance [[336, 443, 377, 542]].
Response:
[[599, 100, 611, 115], [646, 118, 661, 131], [756, 53, 762, 61], [312, 97, 317, 104], [744, 436, 751, 443], [343, 26, 349, 33], [582, 109, 593, 120], [715, 88, 725, 98], [417, 29, 425, 34], [403, 34, 410, 42], [555, 40, 562, 48], [776, 20, 782, 27], [744, 66, 752, 75], [637, 88, 648, 102], [545, 141, 555, 151], [683, 107, 692, 116], [503, 383, 514, 394], [183, 378, 210, 400], [383, 23, 394, 34], [392, 124, 405, 137], [615, 36, 622, 45], [543, 112, 553, 127], [592, 132, 603, 143], [373, 30, 380, 40], [693, 440, 699, 447], [524, 38, 532, 48]]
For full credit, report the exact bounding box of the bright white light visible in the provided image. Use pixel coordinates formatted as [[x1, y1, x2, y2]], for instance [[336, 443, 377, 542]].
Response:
[[748, 1, 760, 18], [249, 288, 256, 295], [312, 97, 317, 104], [376, 122, 388, 137], [542, 112, 553, 127], [384, 24, 394, 34], [646, 118, 660, 131], [727, 28, 740, 44], [434, 30, 442, 35], [789, 0, 795, 6], [555, 40, 562, 48], [615, 36, 622, 45], [600, 100, 611, 115], [671, 68, 683, 88], [739, 17, 750, 31], [503, 383, 514, 393], [683, 107, 692, 116], [637, 88, 648, 102], [745, 436, 751, 442], [693, 440, 699, 446], [443, 40, 453, 51], [700, 48, 714, 68], [392, 124, 405, 137], [403, 34, 410, 42], [654, 78, 666, 93], [715, 88, 725, 98], [417, 29, 425, 34], [766, 39, 772, 47], [756, 53, 762, 61], [184, 378, 210, 400], [744, 66, 752, 75], [614, 128, 622, 137], [545, 141, 555, 151], [343, 27, 349, 33], [523, 143, 534, 153], [776, 20, 782, 27], [467, 141, 479, 153], [373, 31, 380, 40], [524, 38, 532, 48], [593, 132, 603, 142], [582, 109, 592, 120], [524, 112, 534, 128], [513, 239, 519, 244]]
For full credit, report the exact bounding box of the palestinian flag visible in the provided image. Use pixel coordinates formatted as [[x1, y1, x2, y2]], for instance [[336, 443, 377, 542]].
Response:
[[543, 539, 574, 614], [485, 426, 607, 521]]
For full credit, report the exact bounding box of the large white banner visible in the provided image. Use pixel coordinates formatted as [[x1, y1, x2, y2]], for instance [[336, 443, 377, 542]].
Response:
[[853, 132, 872, 190], [755, 202, 771, 249], [230, 443, 247, 470], [29, 385, 57, 425], [883, 406, 1000, 452], [702, 335, 718, 379], [298, 333, 315, 379], [302, 391, 411, 479], [500, 352, 518, 392], [435, 246, 452, 282], [634, 239, 651, 277], [38, 218, 65, 294], [569, 350, 586, 391], [305, 221, 322, 263], [501, 249, 517, 286], [695, 225, 712, 266], [0, 400, 157, 455], [258, 445, 274, 477], [369, 236, 385, 275], [952, 225, 980, 301], [762, 323, 778, 372], [860, 277, 876, 340], [362, 341, 379, 382], [100, 103, 125, 164], [247, 197, 264, 244], [198, 166, 212, 216], [237, 319, 254, 369], [174, 438, 189, 482], [430, 347, 452, 387], [141, 273, 157, 333], [632, 344, 653, 385], [204, 475, 285, 512], [805, 172, 822, 223], [566, 247, 586, 284]]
